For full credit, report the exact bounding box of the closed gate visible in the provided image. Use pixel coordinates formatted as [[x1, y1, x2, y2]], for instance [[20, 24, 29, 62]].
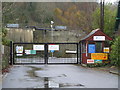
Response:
[[10, 42, 79, 64]]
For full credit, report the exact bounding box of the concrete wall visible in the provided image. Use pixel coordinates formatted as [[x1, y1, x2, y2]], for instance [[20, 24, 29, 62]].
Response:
[[33, 30, 86, 43], [6, 28, 33, 42]]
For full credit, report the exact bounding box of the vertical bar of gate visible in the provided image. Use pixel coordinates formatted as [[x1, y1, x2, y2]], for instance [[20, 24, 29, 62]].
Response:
[[10, 41, 13, 65], [13, 43, 15, 64], [79, 42, 81, 64], [77, 43, 79, 64], [44, 44, 48, 64]]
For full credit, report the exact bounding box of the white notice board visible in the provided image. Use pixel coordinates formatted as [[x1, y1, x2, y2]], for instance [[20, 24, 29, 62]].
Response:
[[48, 45, 59, 51], [93, 36, 105, 41], [33, 45, 44, 50]]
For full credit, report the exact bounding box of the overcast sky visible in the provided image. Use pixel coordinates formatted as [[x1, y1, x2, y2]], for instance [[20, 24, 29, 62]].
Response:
[[98, 0, 119, 3]]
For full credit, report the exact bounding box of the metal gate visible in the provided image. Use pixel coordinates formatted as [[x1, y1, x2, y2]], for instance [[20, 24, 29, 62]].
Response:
[[10, 42, 79, 64]]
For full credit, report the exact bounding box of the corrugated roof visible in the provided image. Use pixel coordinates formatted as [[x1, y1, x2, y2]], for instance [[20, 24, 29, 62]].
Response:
[[81, 28, 100, 40]]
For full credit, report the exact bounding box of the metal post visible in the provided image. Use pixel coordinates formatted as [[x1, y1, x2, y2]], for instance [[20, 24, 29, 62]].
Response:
[[13, 43, 15, 64], [44, 44, 48, 64], [77, 43, 79, 64], [51, 21, 54, 58], [51, 21, 54, 42], [10, 41, 13, 65]]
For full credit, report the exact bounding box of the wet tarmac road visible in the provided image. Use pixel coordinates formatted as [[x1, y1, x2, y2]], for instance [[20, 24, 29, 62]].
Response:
[[2, 65, 118, 88]]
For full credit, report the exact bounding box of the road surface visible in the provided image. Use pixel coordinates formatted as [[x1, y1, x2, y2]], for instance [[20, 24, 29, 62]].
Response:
[[2, 65, 118, 88]]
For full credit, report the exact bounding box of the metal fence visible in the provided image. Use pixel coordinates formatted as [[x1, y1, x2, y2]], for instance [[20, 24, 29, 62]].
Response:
[[11, 42, 79, 64]]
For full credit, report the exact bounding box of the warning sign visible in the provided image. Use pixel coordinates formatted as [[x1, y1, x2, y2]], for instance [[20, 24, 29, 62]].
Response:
[[91, 53, 108, 60]]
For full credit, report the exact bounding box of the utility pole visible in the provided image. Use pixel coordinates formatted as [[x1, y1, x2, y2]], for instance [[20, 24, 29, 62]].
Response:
[[100, 0, 104, 32], [115, 1, 120, 32]]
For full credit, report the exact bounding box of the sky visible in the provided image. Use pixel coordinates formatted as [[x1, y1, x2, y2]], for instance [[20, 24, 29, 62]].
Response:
[[98, 0, 119, 3]]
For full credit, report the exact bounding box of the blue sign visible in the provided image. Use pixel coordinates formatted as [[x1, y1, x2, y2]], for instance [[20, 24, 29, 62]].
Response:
[[88, 44, 95, 53], [7, 24, 19, 28], [50, 50, 54, 53], [94, 60, 102, 63]]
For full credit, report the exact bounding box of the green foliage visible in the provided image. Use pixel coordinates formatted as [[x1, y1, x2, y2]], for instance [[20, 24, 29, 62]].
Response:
[[110, 36, 120, 66], [2, 28, 10, 46], [54, 5, 90, 32], [92, 4, 117, 37]]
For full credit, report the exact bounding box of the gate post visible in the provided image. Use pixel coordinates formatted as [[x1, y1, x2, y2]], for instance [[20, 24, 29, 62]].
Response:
[[77, 43, 79, 64], [10, 41, 13, 65], [44, 44, 48, 64]]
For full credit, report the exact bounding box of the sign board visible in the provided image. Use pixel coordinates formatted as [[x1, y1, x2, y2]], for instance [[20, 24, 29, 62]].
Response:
[[66, 50, 77, 54], [88, 44, 95, 53], [16, 54, 23, 56], [25, 50, 31, 54], [48, 45, 59, 51], [16, 46, 23, 54], [33, 45, 44, 50], [93, 36, 105, 41], [103, 47, 109, 53], [55, 26, 67, 30], [6, 24, 19, 28], [87, 59, 94, 64], [31, 50, 36, 54], [50, 50, 55, 53], [91, 53, 108, 60], [2, 45, 4, 54], [94, 60, 102, 63]]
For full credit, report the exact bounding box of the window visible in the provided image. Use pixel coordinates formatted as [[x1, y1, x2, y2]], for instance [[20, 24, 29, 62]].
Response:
[[95, 42, 102, 53]]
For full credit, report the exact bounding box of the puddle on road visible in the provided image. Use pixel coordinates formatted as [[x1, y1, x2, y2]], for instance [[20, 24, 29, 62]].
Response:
[[26, 66, 43, 78], [26, 66, 85, 88], [43, 77, 85, 88], [59, 83, 85, 87]]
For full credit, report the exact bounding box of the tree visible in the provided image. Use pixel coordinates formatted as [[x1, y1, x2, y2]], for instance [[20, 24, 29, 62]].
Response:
[[54, 5, 90, 32], [92, 3, 117, 37], [110, 36, 120, 66], [1, 28, 10, 46]]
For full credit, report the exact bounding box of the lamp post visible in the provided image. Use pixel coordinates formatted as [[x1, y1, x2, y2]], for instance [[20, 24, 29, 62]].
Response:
[[50, 21, 54, 58], [51, 21, 54, 42]]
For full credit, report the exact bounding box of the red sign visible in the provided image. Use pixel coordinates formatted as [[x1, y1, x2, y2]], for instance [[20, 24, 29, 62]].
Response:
[[87, 59, 94, 64]]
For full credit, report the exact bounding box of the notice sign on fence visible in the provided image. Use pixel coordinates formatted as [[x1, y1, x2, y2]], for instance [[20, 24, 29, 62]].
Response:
[[91, 53, 108, 60], [16, 46, 23, 54], [48, 45, 59, 51], [25, 50, 31, 54], [33, 45, 44, 50]]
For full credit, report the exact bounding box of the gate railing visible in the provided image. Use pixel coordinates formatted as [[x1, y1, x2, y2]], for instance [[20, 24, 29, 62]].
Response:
[[10, 42, 81, 65]]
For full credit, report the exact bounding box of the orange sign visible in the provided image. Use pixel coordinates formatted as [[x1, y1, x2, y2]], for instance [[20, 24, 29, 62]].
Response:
[[91, 53, 108, 60], [103, 47, 109, 53]]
